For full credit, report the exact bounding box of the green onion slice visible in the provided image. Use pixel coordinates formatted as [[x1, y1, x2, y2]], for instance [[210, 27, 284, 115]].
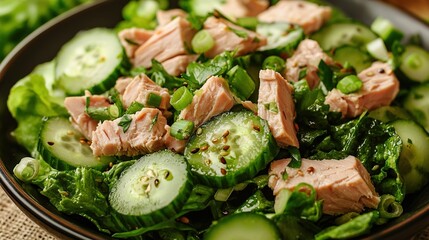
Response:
[[336, 75, 363, 94], [191, 30, 215, 54], [170, 86, 193, 111], [170, 120, 194, 140]]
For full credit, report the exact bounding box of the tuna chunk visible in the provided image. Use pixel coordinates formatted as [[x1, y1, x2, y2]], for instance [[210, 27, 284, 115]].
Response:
[[114, 77, 132, 95], [218, 0, 269, 18], [203, 16, 267, 58], [121, 74, 171, 110], [325, 62, 400, 118], [157, 9, 188, 27], [179, 76, 235, 127], [64, 92, 110, 140], [258, 0, 331, 34], [163, 125, 187, 154], [161, 55, 198, 76], [90, 108, 167, 156], [258, 70, 299, 148], [268, 156, 380, 215], [285, 39, 334, 89], [118, 28, 153, 60], [134, 17, 196, 68]]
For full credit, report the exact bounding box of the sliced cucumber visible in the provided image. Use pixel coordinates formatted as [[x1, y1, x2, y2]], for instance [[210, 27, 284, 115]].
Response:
[[109, 150, 193, 226], [399, 45, 429, 83], [311, 21, 377, 50], [403, 83, 429, 132], [256, 22, 304, 54], [55, 28, 129, 95], [333, 45, 372, 73], [368, 106, 411, 123], [204, 212, 281, 240], [391, 120, 429, 193], [184, 111, 279, 188], [37, 117, 113, 170], [366, 38, 389, 62], [370, 17, 404, 48]]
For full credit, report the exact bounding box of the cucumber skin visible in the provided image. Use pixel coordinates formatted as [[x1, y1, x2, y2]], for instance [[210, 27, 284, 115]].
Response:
[[185, 112, 280, 188], [109, 150, 194, 227], [37, 117, 112, 171]]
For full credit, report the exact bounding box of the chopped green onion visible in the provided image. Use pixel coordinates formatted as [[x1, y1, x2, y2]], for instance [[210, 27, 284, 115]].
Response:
[[226, 65, 255, 100], [191, 30, 215, 54], [86, 105, 120, 121], [370, 17, 404, 48], [126, 101, 144, 114], [170, 86, 193, 111], [147, 92, 162, 107], [366, 38, 389, 62], [378, 194, 403, 219], [262, 56, 285, 73], [170, 120, 194, 140], [214, 187, 234, 202], [236, 17, 259, 30], [336, 75, 363, 94]]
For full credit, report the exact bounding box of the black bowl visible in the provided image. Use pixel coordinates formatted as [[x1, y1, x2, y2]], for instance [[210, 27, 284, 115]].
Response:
[[1, 0, 429, 239]]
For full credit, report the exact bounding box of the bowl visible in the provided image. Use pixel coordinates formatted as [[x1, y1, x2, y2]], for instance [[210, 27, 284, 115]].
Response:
[[1, 0, 429, 239]]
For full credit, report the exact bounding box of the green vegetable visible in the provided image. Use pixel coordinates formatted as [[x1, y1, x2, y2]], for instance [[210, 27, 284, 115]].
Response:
[[170, 86, 194, 111], [179, 0, 225, 16], [368, 106, 411, 123], [399, 45, 429, 82], [234, 190, 273, 214], [336, 75, 363, 94], [366, 38, 389, 62], [236, 17, 259, 30], [170, 120, 195, 140], [262, 56, 285, 73], [191, 30, 215, 54], [204, 212, 282, 240], [333, 46, 373, 73], [257, 22, 304, 55], [226, 65, 256, 100], [370, 17, 404, 49], [315, 212, 379, 240], [184, 111, 279, 188], [378, 194, 403, 219], [147, 92, 162, 108], [116, 0, 168, 31], [403, 83, 429, 132]]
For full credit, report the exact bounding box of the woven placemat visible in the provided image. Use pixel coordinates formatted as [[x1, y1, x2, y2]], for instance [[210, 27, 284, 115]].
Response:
[[0, 186, 56, 240], [1, 185, 429, 240]]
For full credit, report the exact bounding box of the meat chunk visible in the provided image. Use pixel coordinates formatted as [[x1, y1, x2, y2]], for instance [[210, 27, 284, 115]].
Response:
[[179, 76, 235, 127], [203, 17, 267, 58], [218, 0, 269, 18], [163, 125, 187, 154], [325, 62, 400, 118], [118, 28, 153, 60], [285, 39, 334, 89], [157, 9, 187, 27], [161, 55, 198, 76], [268, 156, 380, 215], [134, 17, 196, 68], [121, 74, 171, 110], [90, 108, 167, 156], [114, 77, 132, 95], [258, 0, 331, 34], [258, 69, 299, 148], [64, 92, 110, 140]]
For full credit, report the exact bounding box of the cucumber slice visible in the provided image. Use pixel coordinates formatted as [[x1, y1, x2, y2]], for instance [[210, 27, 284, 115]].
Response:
[[368, 106, 411, 123], [366, 38, 389, 62], [391, 120, 429, 193], [370, 17, 404, 48], [311, 22, 377, 50], [403, 83, 429, 132], [204, 212, 281, 240], [184, 111, 279, 188], [333, 45, 372, 73], [55, 28, 129, 95], [256, 22, 304, 53], [109, 150, 193, 226], [38, 117, 113, 170], [399, 45, 429, 83]]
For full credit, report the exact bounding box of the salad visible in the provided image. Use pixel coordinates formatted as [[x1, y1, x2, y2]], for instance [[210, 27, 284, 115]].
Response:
[[6, 0, 429, 239]]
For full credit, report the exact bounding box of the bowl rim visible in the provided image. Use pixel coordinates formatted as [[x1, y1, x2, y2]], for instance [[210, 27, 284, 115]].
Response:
[[1, 0, 429, 239]]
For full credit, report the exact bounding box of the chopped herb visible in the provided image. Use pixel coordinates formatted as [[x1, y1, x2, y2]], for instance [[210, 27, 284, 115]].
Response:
[[228, 27, 248, 38], [264, 102, 279, 114], [288, 146, 302, 168], [124, 38, 139, 46], [317, 60, 334, 91], [126, 101, 144, 114], [282, 170, 288, 180], [149, 113, 159, 131], [298, 68, 307, 80], [118, 114, 132, 133]]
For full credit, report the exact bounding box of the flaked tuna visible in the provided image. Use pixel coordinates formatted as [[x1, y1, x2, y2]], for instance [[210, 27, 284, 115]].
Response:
[[163, 125, 187, 154], [162, 55, 198, 76], [118, 28, 153, 60], [325, 62, 400, 118], [179, 76, 235, 127], [203, 16, 267, 58], [258, 0, 331, 34], [114, 77, 132, 95], [90, 108, 166, 156], [258, 69, 299, 148], [121, 74, 171, 110], [134, 17, 196, 68], [157, 9, 187, 27], [285, 39, 334, 89], [268, 156, 380, 215], [218, 0, 269, 18], [64, 92, 110, 140]]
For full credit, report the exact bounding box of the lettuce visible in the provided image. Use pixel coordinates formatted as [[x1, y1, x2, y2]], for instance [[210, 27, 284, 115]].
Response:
[[7, 73, 67, 153]]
